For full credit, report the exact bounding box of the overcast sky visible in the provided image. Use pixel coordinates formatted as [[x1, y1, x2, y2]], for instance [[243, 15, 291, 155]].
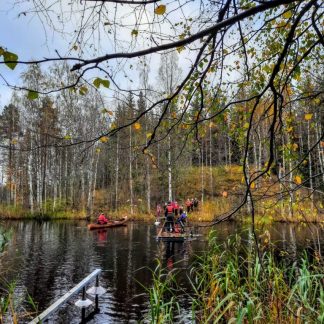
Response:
[[0, 0, 240, 110], [0, 1, 194, 107]]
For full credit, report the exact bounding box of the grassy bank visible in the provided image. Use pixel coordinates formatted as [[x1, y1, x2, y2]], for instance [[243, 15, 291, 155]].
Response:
[[0, 203, 87, 220], [1, 165, 323, 222], [145, 232, 324, 323]]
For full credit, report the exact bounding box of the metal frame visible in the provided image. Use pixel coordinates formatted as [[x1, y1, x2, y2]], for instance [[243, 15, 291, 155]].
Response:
[[29, 268, 101, 324]]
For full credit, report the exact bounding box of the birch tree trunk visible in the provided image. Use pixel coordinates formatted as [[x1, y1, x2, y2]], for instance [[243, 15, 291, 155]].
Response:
[[129, 126, 134, 215], [115, 134, 119, 210], [209, 125, 213, 197], [80, 162, 85, 212], [307, 120, 314, 206], [145, 130, 151, 213], [168, 134, 172, 201], [200, 145, 204, 206], [87, 149, 95, 216], [28, 146, 34, 213], [315, 117, 324, 183]]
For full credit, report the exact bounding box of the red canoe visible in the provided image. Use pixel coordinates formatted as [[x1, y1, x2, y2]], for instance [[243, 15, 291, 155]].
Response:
[[87, 217, 128, 230]]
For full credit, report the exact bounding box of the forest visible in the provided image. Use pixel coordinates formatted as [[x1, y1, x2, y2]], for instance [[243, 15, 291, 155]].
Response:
[[0, 0, 323, 322], [0, 57, 323, 222]]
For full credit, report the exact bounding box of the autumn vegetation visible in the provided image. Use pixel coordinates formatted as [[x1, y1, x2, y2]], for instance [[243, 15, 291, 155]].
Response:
[[0, 1, 323, 225]]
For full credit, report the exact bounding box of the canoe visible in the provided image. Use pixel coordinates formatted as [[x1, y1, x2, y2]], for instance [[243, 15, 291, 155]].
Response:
[[87, 217, 128, 230]]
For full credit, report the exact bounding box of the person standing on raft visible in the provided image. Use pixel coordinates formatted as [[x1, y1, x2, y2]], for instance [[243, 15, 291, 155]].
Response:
[[164, 201, 175, 232]]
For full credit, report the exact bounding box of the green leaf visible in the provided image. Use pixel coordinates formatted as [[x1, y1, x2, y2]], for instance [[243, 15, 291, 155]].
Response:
[[27, 90, 39, 100], [79, 86, 88, 95], [93, 78, 110, 89], [3, 51, 18, 70], [131, 29, 138, 37], [100, 79, 110, 88]]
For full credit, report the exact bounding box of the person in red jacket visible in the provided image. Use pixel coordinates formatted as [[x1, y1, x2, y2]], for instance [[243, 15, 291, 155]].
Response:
[[97, 213, 108, 225], [164, 201, 175, 232]]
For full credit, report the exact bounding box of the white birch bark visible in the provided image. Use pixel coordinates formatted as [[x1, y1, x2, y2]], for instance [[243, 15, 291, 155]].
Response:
[[27, 147, 34, 213], [129, 126, 134, 215], [115, 134, 119, 210], [168, 134, 172, 201]]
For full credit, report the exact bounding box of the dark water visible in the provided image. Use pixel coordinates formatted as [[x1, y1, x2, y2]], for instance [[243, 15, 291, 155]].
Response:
[[0, 221, 323, 323]]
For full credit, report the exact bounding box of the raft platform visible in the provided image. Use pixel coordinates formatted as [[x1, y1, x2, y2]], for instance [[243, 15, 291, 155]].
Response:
[[157, 231, 186, 242], [156, 223, 190, 242]]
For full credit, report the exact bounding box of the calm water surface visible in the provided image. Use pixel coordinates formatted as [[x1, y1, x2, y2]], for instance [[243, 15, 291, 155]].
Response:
[[0, 220, 323, 323]]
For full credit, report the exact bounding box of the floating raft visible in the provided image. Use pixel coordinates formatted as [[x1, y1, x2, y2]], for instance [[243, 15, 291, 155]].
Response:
[[156, 225, 188, 242], [87, 217, 128, 230], [157, 231, 186, 242]]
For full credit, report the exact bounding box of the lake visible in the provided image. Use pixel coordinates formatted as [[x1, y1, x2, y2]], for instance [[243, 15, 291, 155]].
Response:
[[0, 220, 323, 323]]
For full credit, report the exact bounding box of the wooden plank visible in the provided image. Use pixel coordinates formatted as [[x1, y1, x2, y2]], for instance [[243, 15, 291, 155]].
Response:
[[29, 268, 101, 324]]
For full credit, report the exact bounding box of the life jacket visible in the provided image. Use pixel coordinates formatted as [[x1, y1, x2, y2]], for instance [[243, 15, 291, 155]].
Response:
[[174, 202, 179, 210], [166, 205, 173, 214], [98, 214, 108, 223]]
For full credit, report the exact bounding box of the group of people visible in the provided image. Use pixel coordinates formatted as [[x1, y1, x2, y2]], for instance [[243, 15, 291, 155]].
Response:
[[185, 198, 199, 213], [156, 198, 199, 233]]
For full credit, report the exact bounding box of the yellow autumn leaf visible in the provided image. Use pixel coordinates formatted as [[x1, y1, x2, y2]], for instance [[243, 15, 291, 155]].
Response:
[[294, 176, 302, 185], [243, 122, 249, 129], [101, 108, 113, 115], [176, 46, 185, 53], [99, 136, 109, 143], [154, 4, 166, 15], [313, 98, 320, 105], [292, 143, 298, 151], [304, 113, 313, 121], [250, 182, 255, 189], [146, 133, 152, 139], [96, 148, 101, 153], [133, 122, 141, 130], [283, 10, 292, 19], [287, 126, 293, 133], [222, 191, 228, 198]]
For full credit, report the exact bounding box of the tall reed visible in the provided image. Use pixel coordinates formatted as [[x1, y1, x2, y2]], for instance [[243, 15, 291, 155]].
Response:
[[147, 232, 324, 323]]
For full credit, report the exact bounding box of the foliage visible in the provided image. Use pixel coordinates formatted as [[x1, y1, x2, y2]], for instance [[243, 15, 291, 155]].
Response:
[[139, 261, 181, 323], [146, 232, 324, 323], [0, 0, 323, 222]]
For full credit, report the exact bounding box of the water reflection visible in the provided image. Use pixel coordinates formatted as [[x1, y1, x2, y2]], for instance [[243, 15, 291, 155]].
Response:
[[0, 221, 322, 323]]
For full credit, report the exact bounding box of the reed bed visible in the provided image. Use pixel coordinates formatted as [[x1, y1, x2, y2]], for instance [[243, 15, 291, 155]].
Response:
[[145, 232, 324, 323]]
